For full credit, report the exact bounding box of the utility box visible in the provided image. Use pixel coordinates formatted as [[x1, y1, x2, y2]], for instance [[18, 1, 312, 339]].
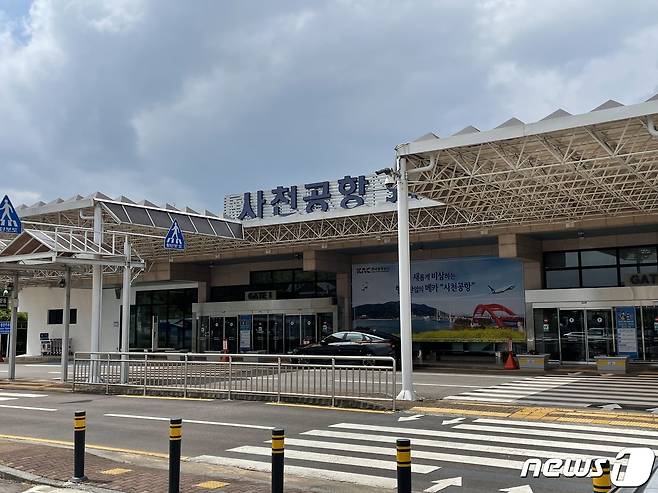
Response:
[[517, 354, 550, 371], [595, 355, 629, 374]]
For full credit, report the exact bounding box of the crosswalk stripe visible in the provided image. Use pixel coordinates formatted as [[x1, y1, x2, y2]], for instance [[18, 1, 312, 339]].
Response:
[[190, 455, 398, 488], [474, 418, 658, 437], [496, 382, 658, 393], [454, 424, 658, 448], [471, 387, 658, 399], [228, 445, 439, 473], [0, 391, 47, 398], [297, 431, 526, 469], [297, 430, 615, 458], [454, 391, 658, 406], [323, 425, 623, 453], [443, 395, 590, 407]]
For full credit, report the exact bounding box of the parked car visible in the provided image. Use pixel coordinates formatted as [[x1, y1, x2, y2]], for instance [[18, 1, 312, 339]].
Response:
[[292, 331, 396, 364]]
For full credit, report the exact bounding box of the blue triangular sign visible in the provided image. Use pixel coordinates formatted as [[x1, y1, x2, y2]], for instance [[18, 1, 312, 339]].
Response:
[[0, 195, 22, 234], [164, 219, 185, 250]]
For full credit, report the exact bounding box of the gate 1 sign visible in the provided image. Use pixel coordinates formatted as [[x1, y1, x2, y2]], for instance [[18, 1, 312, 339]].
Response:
[[0, 321, 10, 335], [615, 307, 638, 357]]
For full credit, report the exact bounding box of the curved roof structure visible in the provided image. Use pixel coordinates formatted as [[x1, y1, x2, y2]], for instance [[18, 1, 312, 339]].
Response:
[[397, 96, 658, 231]]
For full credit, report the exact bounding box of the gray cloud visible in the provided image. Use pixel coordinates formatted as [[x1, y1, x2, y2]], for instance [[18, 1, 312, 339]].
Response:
[[1, 0, 657, 212]]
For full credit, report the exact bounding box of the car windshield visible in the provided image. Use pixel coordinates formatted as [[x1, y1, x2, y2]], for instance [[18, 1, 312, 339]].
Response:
[[367, 334, 385, 341], [322, 334, 344, 343]]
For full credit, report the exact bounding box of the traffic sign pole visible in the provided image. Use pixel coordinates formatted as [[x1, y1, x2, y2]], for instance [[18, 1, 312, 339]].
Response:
[[8, 273, 18, 380]]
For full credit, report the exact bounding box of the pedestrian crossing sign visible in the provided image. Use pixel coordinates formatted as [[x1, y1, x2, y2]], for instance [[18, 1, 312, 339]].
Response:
[[0, 195, 21, 234], [164, 219, 185, 250]]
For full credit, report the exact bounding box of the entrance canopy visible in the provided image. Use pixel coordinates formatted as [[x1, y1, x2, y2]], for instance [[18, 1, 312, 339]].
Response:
[[397, 97, 658, 231]]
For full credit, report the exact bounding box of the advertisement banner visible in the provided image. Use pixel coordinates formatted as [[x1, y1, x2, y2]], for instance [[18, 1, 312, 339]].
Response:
[[352, 257, 525, 343], [239, 315, 252, 351], [615, 307, 638, 357]]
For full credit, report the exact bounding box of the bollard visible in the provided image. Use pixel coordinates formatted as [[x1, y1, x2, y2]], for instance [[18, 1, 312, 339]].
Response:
[[592, 460, 611, 493], [271, 428, 285, 493], [169, 418, 182, 493], [71, 410, 87, 482], [396, 438, 411, 493]]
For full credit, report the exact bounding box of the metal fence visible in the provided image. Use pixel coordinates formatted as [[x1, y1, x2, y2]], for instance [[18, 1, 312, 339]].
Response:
[[73, 352, 397, 409]]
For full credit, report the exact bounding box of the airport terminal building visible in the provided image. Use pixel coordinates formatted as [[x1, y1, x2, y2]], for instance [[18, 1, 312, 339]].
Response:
[[3, 96, 658, 365]]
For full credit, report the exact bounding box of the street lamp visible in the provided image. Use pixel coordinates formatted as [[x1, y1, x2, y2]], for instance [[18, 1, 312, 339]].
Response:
[[376, 157, 417, 401]]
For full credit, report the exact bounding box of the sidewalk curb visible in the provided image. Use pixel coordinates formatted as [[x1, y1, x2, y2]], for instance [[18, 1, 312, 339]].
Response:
[[0, 463, 120, 493]]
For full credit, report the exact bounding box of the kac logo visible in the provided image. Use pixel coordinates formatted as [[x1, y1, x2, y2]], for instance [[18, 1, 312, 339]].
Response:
[[521, 448, 655, 487]]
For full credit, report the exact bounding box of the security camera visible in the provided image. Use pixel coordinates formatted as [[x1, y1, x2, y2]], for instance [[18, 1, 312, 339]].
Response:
[[58, 278, 66, 288], [384, 174, 396, 187], [2, 289, 7, 297], [375, 167, 393, 176]]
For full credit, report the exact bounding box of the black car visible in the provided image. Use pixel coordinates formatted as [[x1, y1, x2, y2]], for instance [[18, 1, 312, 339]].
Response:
[[293, 331, 395, 363]]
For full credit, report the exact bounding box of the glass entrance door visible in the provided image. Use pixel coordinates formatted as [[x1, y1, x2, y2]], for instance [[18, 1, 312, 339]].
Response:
[[209, 317, 223, 352], [558, 309, 614, 362], [285, 315, 301, 352], [586, 309, 613, 359], [268, 314, 284, 353], [559, 310, 586, 362], [224, 316, 238, 353]]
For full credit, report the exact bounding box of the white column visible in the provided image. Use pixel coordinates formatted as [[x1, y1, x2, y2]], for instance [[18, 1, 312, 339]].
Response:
[[90, 203, 103, 380], [396, 157, 416, 401], [8, 273, 18, 380], [120, 236, 131, 383], [61, 268, 71, 382]]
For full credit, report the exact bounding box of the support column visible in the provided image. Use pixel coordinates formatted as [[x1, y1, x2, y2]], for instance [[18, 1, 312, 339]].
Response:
[[396, 157, 416, 401], [8, 273, 18, 380], [120, 236, 131, 383], [90, 204, 103, 380], [61, 268, 71, 382]]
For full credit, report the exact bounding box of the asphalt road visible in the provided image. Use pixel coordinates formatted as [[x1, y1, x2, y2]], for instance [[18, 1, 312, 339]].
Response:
[[0, 380, 600, 492]]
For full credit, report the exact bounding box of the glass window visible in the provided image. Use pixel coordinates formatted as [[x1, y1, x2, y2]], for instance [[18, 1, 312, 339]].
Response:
[[135, 291, 152, 305], [323, 334, 344, 343], [250, 271, 272, 285], [619, 246, 657, 265], [345, 332, 365, 342], [271, 270, 293, 283], [621, 265, 658, 286], [151, 290, 168, 305], [580, 249, 617, 267], [46, 309, 77, 325], [581, 267, 618, 287], [544, 251, 579, 269], [294, 270, 315, 282], [545, 270, 580, 289], [316, 271, 336, 281]]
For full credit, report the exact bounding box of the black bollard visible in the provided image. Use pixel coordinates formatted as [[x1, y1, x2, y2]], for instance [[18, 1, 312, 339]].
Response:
[[71, 410, 87, 482], [169, 418, 182, 493], [396, 438, 411, 493], [271, 428, 285, 493]]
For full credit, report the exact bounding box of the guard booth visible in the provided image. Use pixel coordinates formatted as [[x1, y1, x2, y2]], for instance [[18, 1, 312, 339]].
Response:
[[193, 298, 338, 354]]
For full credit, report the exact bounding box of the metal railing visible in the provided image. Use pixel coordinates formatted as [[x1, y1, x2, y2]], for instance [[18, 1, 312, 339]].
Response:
[[72, 352, 397, 409]]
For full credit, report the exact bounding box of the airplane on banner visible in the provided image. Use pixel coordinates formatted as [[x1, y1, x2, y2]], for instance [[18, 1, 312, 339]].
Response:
[[488, 284, 514, 294]]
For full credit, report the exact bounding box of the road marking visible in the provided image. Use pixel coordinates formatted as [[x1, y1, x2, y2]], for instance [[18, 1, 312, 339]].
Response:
[[410, 406, 512, 417], [0, 433, 172, 459], [425, 477, 462, 492], [229, 445, 438, 473], [455, 424, 658, 447], [313, 427, 620, 455], [190, 455, 398, 489], [0, 391, 48, 398], [104, 413, 274, 430], [452, 391, 658, 406], [296, 432, 527, 469], [118, 395, 214, 402], [265, 402, 392, 414], [475, 418, 658, 436], [0, 404, 57, 412]]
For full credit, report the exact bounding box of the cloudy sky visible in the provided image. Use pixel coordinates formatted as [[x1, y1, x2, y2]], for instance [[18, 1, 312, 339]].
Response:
[[1, 0, 658, 213]]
